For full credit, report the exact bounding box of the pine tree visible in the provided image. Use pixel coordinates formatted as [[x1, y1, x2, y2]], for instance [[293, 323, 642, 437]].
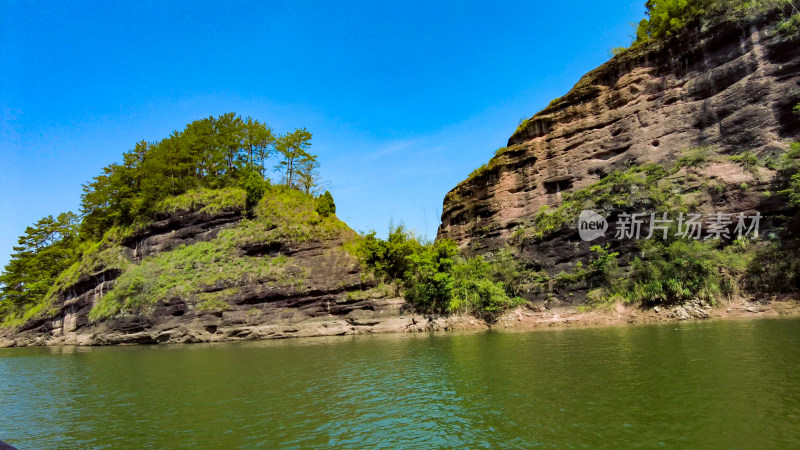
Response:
[[296, 156, 321, 194], [275, 128, 313, 188], [0, 213, 80, 316]]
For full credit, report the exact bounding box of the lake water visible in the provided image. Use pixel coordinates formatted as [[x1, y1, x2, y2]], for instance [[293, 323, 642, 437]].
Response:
[[2, 318, 800, 448]]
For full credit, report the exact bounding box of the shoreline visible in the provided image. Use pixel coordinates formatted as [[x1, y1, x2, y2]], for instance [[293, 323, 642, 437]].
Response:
[[491, 296, 800, 332], [2, 296, 799, 348]]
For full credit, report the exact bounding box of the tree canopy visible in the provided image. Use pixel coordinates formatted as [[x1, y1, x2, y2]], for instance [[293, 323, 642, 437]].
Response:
[[79, 113, 320, 239], [0, 213, 80, 317]]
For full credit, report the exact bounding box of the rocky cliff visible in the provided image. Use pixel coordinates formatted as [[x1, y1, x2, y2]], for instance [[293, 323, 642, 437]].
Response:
[[438, 10, 800, 281]]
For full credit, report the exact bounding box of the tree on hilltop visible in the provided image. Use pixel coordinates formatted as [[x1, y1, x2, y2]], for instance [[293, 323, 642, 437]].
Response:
[[275, 128, 315, 188]]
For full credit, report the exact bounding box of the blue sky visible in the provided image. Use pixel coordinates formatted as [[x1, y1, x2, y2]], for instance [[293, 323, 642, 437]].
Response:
[[0, 0, 645, 268]]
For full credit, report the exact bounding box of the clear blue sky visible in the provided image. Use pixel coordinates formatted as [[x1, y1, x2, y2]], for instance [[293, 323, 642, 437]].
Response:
[[0, 0, 645, 268]]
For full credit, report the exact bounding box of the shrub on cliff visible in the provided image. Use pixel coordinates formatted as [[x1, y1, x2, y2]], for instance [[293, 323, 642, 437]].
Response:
[[508, 149, 800, 308], [89, 238, 296, 320], [315, 191, 336, 217], [775, 13, 800, 37], [634, 0, 794, 44], [636, 0, 713, 42], [449, 255, 523, 319], [402, 240, 522, 318], [779, 143, 800, 207], [746, 239, 800, 292], [240, 171, 271, 209], [674, 146, 712, 170], [403, 240, 458, 313], [622, 232, 800, 306], [625, 239, 725, 304], [356, 224, 423, 283]]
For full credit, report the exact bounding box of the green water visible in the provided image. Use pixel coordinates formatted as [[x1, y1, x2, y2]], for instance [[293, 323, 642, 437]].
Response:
[[1, 319, 800, 448]]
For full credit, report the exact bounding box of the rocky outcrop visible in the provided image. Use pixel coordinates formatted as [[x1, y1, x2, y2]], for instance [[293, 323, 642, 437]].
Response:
[[438, 10, 800, 257], [1, 204, 422, 347]]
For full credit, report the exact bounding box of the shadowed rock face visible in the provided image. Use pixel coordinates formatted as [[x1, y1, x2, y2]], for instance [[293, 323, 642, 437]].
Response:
[[438, 12, 800, 255]]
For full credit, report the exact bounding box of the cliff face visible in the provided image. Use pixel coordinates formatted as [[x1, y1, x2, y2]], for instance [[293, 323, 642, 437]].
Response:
[[438, 12, 800, 259]]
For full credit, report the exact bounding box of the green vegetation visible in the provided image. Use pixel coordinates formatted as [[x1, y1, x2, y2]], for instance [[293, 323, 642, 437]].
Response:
[[448, 253, 522, 318], [512, 143, 784, 247], [240, 172, 271, 209], [539, 226, 797, 308], [402, 239, 460, 314], [729, 151, 760, 178], [610, 47, 627, 57], [625, 239, 742, 304], [514, 118, 532, 136], [618, 232, 800, 305], [775, 13, 800, 37], [153, 187, 247, 217], [315, 191, 336, 218], [633, 0, 795, 44], [356, 225, 423, 283], [674, 146, 711, 170], [345, 283, 395, 302], [86, 184, 342, 321], [467, 163, 490, 180], [464, 146, 524, 182], [747, 239, 800, 292], [464, 151, 516, 183], [787, 107, 800, 207], [274, 128, 318, 193], [779, 142, 800, 207], [493, 146, 510, 157], [87, 184, 342, 320], [0, 213, 80, 324], [635, 0, 712, 42], [197, 295, 235, 312], [356, 225, 523, 319], [227, 187, 347, 248]]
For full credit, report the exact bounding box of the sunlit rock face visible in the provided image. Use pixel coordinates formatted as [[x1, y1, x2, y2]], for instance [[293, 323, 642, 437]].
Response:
[[438, 12, 800, 256]]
